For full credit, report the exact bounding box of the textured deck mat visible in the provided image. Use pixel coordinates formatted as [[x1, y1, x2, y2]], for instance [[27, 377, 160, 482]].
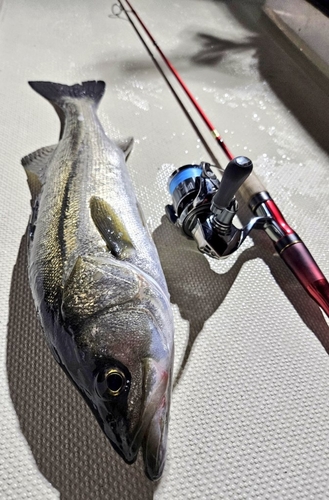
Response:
[[2, 0, 329, 499]]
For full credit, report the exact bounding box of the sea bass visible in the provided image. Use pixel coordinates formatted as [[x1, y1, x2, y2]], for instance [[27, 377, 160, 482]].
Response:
[[22, 80, 174, 480]]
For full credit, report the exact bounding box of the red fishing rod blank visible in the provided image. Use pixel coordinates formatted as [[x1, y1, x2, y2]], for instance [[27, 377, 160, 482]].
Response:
[[117, 0, 329, 317]]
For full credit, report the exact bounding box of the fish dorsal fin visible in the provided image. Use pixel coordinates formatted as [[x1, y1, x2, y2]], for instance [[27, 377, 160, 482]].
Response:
[[90, 196, 135, 259], [62, 255, 140, 321], [115, 136, 134, 159], [21, 145, 56, 200]]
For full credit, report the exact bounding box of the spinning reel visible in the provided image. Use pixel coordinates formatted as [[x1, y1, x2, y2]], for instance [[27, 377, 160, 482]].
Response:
[[114, 0, 329, 315], [165, 157, 268, 259]]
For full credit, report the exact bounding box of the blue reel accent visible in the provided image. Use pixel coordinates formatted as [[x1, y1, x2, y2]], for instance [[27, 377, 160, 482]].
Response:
[[168, 166, 203, 195]]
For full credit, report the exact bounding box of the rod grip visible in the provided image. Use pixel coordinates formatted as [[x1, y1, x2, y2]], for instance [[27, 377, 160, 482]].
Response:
[[212, 156, 253, 209], [238, 171, 267, 202]]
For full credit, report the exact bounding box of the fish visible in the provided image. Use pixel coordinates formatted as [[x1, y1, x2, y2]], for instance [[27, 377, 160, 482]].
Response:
[[22, 80, 174, 481]]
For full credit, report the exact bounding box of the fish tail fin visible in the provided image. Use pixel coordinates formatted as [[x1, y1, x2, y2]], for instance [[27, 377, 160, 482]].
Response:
[[28, 80, 106, 108]]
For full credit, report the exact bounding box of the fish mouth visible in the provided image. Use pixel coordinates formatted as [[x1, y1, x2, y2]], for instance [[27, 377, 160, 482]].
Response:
[[139, 358, 171, 480], [142, 389, 170, 481], [105, 358, 171, 479]]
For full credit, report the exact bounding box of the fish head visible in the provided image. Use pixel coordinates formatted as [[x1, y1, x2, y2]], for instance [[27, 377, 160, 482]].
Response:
[[61, 255, 174, 480], [74, 310, 173, 481]]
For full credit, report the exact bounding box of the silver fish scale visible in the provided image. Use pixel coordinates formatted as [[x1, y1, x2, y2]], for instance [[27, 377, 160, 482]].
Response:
[[30, 98, 168, 306], [25, 82, 174, 481]]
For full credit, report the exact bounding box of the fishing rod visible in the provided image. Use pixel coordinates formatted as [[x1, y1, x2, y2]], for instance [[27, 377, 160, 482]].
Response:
[[111, 2, 219, 166], [114, 0, 329, 317]]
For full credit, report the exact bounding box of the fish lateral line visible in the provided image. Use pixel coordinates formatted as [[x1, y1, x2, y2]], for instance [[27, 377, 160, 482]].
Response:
[[24, 79, 174, 481]]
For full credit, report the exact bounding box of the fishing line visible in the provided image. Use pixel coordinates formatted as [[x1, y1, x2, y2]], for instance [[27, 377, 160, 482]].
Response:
[[119, 0, 234, 160], [112, 2, 221, 167], [112, 0, 329, 317]]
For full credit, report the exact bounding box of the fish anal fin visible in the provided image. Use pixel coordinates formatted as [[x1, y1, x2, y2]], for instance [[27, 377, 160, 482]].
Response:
[[25, 171, 42, 202], [115, 136, 134, 159], [21, 144, 56, 172], [21, 145, 56, 201], [90, 196, 135, 260]]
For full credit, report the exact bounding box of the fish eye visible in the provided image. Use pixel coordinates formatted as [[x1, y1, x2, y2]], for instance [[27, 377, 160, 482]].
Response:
[[105, 368, 126, 396], [95, 363, 130, 399]]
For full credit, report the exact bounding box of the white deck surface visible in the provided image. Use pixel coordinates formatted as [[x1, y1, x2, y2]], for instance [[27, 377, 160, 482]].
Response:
[[1, 0, 329, 499]]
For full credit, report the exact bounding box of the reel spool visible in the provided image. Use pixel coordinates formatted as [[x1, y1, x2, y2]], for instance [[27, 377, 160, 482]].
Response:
[[166, 163, 219, 238]]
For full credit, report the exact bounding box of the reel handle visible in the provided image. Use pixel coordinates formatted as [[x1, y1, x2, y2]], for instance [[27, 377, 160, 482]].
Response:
[[212, 156, 253, 209]]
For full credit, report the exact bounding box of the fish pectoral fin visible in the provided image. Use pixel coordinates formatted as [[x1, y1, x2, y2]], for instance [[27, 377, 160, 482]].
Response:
[[90, 196, 136, 260], [21, 145, 57, 200], [115, 136, 134, 159]]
